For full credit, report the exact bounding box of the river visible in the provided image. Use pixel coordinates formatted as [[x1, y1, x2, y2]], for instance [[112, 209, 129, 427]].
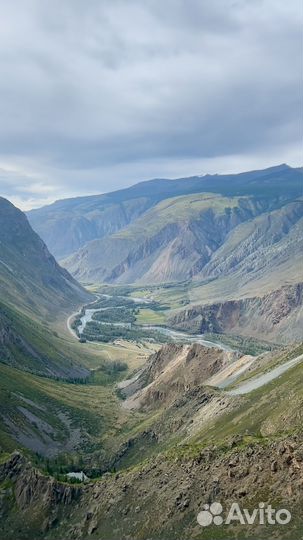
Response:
[[77, 294, 231, 351]]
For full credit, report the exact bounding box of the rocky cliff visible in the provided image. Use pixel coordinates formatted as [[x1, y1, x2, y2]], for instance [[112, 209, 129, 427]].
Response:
[[169, 283, 303, 343], [1, 436, 303, 539], [120, 343, 240, 410]]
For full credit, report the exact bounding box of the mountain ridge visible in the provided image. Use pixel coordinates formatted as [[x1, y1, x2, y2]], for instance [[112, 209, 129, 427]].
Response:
[[27, 164, 302, 259], [0, 196, 91, 318], [0, 196, 92, 377], [62, 194, 303, 287]]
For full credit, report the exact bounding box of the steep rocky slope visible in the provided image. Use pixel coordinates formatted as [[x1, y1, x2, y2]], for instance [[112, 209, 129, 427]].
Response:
[[28, 195, 154, 259], [0, 197, 91, 318], [61, 173, 303, 288], [121, 343, 240, 410], [170, 282, 303, 344], [1, 437, 303, 540], [63, 193, 278, 284], [197, 199, 303, 287], [0, 197, 92, 377]]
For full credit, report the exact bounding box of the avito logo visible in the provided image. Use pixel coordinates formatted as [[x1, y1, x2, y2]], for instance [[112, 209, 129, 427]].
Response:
[[197, 501, 291, 527]]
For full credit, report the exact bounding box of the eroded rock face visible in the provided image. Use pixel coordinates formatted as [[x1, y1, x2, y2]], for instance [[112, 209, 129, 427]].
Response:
[[1, 435, 303, 540], [63, 198, 271, 285], [0, 452, 81, 524], [120, 343, 239, 411], [169, 282, 303, 343]]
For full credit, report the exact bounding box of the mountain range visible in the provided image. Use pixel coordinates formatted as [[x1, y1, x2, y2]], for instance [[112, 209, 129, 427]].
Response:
[[27, 164, 302, 262], [0, 164, 303, 539], [27, 164, 303, 344]]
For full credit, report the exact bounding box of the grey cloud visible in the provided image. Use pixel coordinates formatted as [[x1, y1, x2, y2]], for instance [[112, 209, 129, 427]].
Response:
[[0, 0, 301, 208]]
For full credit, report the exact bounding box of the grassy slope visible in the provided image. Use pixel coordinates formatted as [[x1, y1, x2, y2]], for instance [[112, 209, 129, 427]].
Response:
[[0, 339, 302, 540], [2, 265, 294, 473], [189, 354, 303, 447], [106, 344, 303, 473], [0, 300, 92, 377], [114, 193, 242, 241], [0, 198, 90, 320], [0, 296, 161, 464], [2, 342, 301, 510], [0, 197, 95, 377], [0, 362, 132, 464]]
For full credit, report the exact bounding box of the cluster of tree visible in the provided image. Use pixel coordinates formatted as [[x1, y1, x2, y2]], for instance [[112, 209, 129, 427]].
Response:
[[33, 451, 85, 476], [82, 321, 170, 344], [203, 333, 276, 355], [102, 359, 128, 374]]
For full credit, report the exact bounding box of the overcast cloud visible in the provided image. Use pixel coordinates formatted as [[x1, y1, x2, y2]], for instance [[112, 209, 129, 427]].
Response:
[[0, 0, 301, 209]]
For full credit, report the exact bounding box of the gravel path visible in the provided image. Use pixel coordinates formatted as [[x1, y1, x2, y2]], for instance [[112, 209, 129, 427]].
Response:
[[228, 354, 303, 395]]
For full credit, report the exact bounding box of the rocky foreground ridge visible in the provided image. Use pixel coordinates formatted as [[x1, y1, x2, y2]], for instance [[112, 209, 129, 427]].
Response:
[[1, 435, 303, 540]]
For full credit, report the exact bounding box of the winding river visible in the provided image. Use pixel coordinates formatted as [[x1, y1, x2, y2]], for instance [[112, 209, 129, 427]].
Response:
[[77, 294, 232, 351]]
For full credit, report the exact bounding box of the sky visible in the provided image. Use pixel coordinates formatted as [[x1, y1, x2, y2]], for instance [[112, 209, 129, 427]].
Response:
[[0, 0, 302, 210]]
